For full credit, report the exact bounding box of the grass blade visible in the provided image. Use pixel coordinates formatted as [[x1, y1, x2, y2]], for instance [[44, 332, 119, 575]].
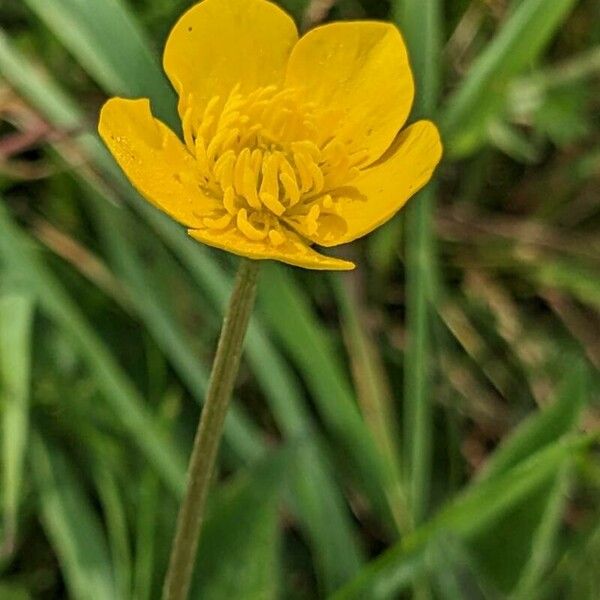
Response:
[[21, 0, 176, 123], [393, 0, 442, 526], [333, 276, 410, 533], [480, 358, 587, 481], [442, 0, 578, 157], [511, 462, 571, 599], [32, 434, 117, 600], [332, 433, 594, 599], [259, 264, 394, 528], [95, 467, 133, 599], [0, 198, 186, 496], [0, 293, 34, 556]]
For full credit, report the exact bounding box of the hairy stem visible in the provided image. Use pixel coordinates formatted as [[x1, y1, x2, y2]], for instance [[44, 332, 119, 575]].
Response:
[[163, 258, 260, 600]]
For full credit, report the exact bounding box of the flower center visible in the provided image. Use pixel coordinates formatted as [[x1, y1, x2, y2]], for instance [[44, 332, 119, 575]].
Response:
[[180, 85, 367, 245]]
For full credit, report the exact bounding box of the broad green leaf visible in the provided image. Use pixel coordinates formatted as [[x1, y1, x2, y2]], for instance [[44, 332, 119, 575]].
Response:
[[191, 451, 288, 599], [442, 0, 578, 157], [469, 479, 560, 593], [0, 293, 34, 553], [32, 435, 117, 600], [332, 434, 593, 599]]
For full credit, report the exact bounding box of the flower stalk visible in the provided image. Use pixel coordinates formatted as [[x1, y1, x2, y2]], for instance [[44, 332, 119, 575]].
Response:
[[163, 258, 260, 600]]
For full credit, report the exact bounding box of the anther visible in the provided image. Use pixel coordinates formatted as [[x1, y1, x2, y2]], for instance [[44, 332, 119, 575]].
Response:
[[304, 204, 321, 236], [203, 213, 232, 229], [236, 208, 267, 241], [268, 229, 285, 246], [223, 187, 237, 215], [260, 193, 286, 217]]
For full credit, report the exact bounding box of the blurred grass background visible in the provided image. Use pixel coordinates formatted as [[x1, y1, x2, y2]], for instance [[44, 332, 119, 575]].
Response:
[[0, 0, 599, 598]]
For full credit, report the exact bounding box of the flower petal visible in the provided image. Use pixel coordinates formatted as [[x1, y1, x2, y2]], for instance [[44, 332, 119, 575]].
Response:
[[295, 121, 442, 247], [164, 0, 298, 113], [99, 97, 218, 227], [285, 21, 414, 164], [188, 226, 354, 270]]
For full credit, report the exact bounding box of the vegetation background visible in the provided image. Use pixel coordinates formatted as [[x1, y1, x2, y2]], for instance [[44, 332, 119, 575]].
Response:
[[0, 0, 599, 598]]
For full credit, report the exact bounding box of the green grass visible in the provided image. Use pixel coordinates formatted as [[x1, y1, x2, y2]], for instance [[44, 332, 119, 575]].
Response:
[[1, 0, 599, 598]]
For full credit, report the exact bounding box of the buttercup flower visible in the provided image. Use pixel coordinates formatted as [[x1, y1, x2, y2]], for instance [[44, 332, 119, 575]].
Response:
[[99, 0, 442, 270]]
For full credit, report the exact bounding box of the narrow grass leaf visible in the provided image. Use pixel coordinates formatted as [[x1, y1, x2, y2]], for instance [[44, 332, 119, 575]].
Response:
[[259, 264, 394, 528], [393, 0, 442, 525], [21, 0, 176, 124], [32, 435, 117, 600], [0, 199, 186, 496], [442, 0, 578, 157], [531, 259, 600, 312], [427, 534, 502, 600], [511, 463, 572, 599], [83, 186, 265, 462], [480, 359, 587, 481], [333, 276, 409, 534], [332, 434, 594, 599], [95, 467, 133, 599], [0, 293, 34, 554]]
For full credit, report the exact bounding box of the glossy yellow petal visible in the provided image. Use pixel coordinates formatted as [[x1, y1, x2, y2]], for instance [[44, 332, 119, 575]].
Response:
[[299, 121, 442, 247], [164, 0, 298, 114], [285, 21, 414, 164], [99, 98, 218, 227], [188, 226, 355, 270]]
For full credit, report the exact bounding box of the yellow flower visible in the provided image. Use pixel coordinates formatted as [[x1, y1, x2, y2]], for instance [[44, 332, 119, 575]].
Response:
[[98, 0, 442, 271]]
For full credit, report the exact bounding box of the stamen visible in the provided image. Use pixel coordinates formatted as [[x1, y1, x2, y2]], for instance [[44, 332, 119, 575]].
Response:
[[195, 136, 209, 175], [203, 213, 232, 229], [268, 229, 285, 246], [237, 208, 267, 241], [182, 103, 195, 154], [207, 128, 232, 163], [260, 193, 286, 217], [280, 173, 300, 206], [259, 153, 281, 205], [305, 205, 321, 235], [241, 165, 261, 209], [234, 148, 250, 196], [308, 161, 324, 193], [322, 194, 334, 209], [213, 150, 236, 184], [223, 187, 237, 215], [293, 152, 313, 193], [191, 85, 363, 246]]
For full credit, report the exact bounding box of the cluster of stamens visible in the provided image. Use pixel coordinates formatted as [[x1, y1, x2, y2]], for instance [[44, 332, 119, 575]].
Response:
[[179, 84, 368, 246]]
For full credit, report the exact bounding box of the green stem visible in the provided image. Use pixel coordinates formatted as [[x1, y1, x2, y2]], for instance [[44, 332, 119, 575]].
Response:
[[162, 258, 260, 600]]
